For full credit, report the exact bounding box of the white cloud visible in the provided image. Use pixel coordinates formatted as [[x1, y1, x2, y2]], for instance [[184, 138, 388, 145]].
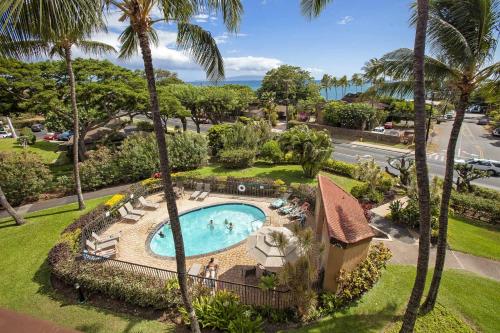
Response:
[[194, 14, 209, 23], [214, 32, 248, 44], [224, 56, 282, 72], [337, 16, 353, 25], [227, 49, 240, 54], [306, 67, 324, 74]]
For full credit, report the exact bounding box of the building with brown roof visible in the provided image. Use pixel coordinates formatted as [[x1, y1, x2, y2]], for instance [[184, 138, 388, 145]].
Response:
[[315, 175, 375, 291]]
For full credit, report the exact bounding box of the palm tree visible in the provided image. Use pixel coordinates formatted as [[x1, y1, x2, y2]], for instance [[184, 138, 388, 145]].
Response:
[[107, 1, 242, 331], [369, 0, 499, 316], [399, 1, 431, 332], [320, 73, 331, 100], [0, 184, 25, 225], [339, 75, 348, 97], [330, 76, 338, 99], [0, 0, 110, 211], [351, 73, 363, 93]]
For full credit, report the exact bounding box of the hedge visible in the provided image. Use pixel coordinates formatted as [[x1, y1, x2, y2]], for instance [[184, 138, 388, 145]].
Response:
[[450, 192, 500, 224], [323, 159, 357, 178]]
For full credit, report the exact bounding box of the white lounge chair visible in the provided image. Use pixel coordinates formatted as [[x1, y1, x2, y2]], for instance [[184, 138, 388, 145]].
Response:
[[118, 206, 140, 223], [197, 183, 211, 201], [139, 196, 159, 210], [125, 202, 146, 216], [189, 183, 203, 200], [85, 239, 117, 258], [188, 263, 203, 276], [92, 231, 121, 244]]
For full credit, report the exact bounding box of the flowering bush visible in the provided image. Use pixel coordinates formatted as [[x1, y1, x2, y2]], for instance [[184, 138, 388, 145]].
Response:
[[105, 194, 125, 208]]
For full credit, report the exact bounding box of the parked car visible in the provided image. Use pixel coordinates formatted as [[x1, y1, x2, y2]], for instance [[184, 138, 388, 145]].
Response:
[[445, 111, 455, 119], [477, 117, 489, 125], [371, 126, 385, 134], [0, 130, 12, 138], [384, 122, 393, 129], [43, 132, 60, 141], [58, 130, 74, 141], [455, 158, 500, 176], [31, 123, 44, 132], [492, 128, 500, 137]]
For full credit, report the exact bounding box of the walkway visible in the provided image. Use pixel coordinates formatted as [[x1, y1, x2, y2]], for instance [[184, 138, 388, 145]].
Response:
[[0, 184, 129, 219]]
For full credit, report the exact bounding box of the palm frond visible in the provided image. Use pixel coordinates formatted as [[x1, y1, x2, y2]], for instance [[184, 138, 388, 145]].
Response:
[[0, 35, 48, 59], [160, 0, 196, 23], [177, 22, 224, 81], [77, 40, 116, 56], [474, 61, 500, 82], [206, 0, 243, 32], [300, 0, 333, 19], [118, 25, 139, 59]]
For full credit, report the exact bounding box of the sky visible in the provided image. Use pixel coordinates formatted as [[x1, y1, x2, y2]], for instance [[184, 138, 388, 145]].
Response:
[[73, 0, 498, 82]]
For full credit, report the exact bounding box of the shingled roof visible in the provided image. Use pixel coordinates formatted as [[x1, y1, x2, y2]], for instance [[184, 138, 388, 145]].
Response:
[[318, 175, 375, 245]]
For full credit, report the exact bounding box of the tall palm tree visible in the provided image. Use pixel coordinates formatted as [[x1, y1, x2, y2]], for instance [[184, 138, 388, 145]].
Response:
[[331, 76, 338, 99], [320, 73, 332, 100], [368, 0, 499, 315], [107, 1, 242, 331], [351, 73, 362, 92], [399, 0, 431, 332], [0, 0, 109, 211], [0, 184, 25, 225], [339, 75, 348, 97]]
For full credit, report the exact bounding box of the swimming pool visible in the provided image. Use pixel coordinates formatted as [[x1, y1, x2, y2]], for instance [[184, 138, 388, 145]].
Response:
[[149, 203, 266, 257]]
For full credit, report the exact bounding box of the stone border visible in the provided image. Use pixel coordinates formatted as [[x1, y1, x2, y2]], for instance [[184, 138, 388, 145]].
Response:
[[145, 201, 268, 260]]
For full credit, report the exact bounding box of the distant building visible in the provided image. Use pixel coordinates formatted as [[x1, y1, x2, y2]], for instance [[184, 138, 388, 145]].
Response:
[[314, 175, 375, 292]]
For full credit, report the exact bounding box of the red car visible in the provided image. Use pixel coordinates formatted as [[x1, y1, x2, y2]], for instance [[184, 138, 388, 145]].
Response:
[[384, 122, 394, 129], [43, 132, 60, 141]]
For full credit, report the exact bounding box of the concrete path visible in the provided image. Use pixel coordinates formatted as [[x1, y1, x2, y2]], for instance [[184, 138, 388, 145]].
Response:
[[370, 213, 500, 281], [0, 184, 129, 219]]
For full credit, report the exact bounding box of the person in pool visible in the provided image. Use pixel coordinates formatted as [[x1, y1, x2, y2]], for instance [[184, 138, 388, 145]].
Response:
[[227, 222, 234, 231], [159, 231, 165, 238]]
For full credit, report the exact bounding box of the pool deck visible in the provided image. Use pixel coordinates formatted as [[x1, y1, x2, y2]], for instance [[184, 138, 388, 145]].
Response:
[[102, 192, 303, 284]]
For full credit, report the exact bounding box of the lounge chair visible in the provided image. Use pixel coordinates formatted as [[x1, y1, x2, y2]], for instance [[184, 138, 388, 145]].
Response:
[[189, 183, 203, 200], [197, 183, 211, 201], [290, 202, 311, 218], [125, 202, 146, 216], [118, 206, 140, 223], [188, 263, 203, 276], [92, 231, 121, 243], [270, 198, 286, 209], [174, 181, 184, 198], [85, 239, 117, 258], [139, 196, 159, 210]]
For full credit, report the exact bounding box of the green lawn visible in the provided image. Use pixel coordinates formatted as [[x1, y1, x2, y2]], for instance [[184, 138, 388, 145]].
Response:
[[0, 197, 172, 333], [182, 163, 363, 192], [447, 215, 500, 261], [0, 138, 66, 164], [292, 266, 499, 333]]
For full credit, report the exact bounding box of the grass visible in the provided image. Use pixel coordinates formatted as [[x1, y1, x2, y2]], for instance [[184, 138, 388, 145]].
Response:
[[0, 197, 172, 333], [0, 138, 66, 164], [182, 163, 363, 192], [291, 266, 500, 333], [447, 215, 500, 261]]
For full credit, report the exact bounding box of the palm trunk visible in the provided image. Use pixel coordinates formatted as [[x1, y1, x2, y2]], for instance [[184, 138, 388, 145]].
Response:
[[421, 91, 469, 313], [136, 29, 200, 333], [399, 1, 430, 332], [181, 117, 187, 131], [64, 46, 85, 210], [0, 184, 25, 225]]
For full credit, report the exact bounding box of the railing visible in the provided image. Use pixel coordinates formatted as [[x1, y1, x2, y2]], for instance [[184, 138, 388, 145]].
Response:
[[81, 253, 293, 309]]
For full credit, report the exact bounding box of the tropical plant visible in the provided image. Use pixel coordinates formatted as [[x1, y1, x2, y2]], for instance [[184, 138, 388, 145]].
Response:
[[320, 74, 333, 100], [108, 1, 243, 331], [386, 154, 415, 186], [338, 75, 348, 98], [454, 163, 490, 193], [323, 101, 378, 130], [279, 125, 333, 178], [350, 73, 364, 93], [259, 140, 284, 164]]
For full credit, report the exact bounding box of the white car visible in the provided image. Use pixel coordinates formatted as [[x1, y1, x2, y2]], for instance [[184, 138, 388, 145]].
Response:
[[371, 126, 385, 134], [0, 130, 12, 138], [455, 158, 500, 176]]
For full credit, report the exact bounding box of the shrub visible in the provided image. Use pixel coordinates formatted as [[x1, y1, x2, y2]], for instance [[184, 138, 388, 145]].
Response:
[[376, 173, 395, 193], [79, 146, 119, 191], [350, 183, 370, 199], [237, 116, 253, 124], [228, 313, 264, 333], [219, 148, 256, 169], [287, 120, 301, 128], [323, 101, 377, 130], [17, 127, 36, 146], [389, 200, 404, 222], [167, 131, 208, 171], [116, 134, 158, 182], [207, 123, 233, 156], [323, 159, 357, 178], [105, 194, 125, 208], [319, 243, 392, 314], [450, 191, 500, 224], [259, 140, 283, 164], [470, 185, 500, 201], [53, 175, 74, 195], [135, 120, 155, 132], [0, 151, 51, 206], [62, 204, 109, 234]]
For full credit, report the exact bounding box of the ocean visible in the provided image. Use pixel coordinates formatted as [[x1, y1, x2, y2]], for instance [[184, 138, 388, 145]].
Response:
[[189, 80, 373, 101]]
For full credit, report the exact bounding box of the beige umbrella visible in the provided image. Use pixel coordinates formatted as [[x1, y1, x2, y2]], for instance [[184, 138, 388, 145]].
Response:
[[246, 226, 302, 269]]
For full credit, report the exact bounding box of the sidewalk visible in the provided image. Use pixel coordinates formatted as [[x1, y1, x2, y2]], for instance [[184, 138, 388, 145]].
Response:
[[345, 141, 412, 154], [0, 184, 130, 219]]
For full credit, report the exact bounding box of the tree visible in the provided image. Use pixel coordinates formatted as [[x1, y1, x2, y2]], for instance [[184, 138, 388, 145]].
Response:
[[400, 1, 431, 332], [338, 75, 348, 98], [320, 74, 332, 100], [109, 1, 243, 332], [258, 65, 320, 105], [386, 154, 415, 187], [0, 184, 25, 225], [279, 125, 333, 178], [135, 68, 184, 85], [454, 163, 489, 193], [331, 76, 338, 99], [156, 86, 190, 129], [368, 0, 499, 314], [350, 73, 363, 93]]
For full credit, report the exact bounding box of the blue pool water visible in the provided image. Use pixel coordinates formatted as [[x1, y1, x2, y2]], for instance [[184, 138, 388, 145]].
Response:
[[149, 203, 266, 257]]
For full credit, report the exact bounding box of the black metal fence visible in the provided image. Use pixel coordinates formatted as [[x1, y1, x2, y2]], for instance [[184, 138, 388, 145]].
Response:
[[83, 253, 293, 309]]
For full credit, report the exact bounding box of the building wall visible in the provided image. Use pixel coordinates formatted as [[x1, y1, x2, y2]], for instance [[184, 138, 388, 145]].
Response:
[[314, 190, 325, 239]]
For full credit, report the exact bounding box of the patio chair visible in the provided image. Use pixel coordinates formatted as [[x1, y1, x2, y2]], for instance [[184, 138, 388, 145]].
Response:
[[270, 198, 286, 209], [188, 263, 203, 277], [174, 181, 185, 198], [189, 183, 203, 200], [92, 231, 121, 244], [118, 206, 140, 223], [197, 183, 211, 201], [85, 239, 117, 257], [138, 196, 159, 210], [125, 202, 146, 216]]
